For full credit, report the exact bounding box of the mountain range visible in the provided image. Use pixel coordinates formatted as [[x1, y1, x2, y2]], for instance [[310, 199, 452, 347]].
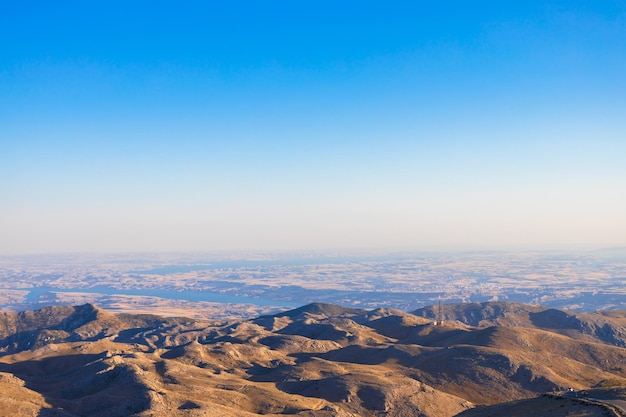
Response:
[[2, 301, 626, 416]]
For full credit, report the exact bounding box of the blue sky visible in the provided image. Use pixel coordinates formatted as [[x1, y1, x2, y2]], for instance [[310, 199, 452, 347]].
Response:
[[1, 1, 625, 253]]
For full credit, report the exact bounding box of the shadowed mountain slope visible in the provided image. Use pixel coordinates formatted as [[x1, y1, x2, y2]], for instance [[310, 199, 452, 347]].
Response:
[[1, 302, 625, 416], [455, 394, 616, 417], [414, 301, 626, 347]]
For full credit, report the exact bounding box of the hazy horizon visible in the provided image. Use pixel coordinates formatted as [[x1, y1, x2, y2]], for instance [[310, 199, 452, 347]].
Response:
[[1, 244, 625, 258], [2, 2, 625, 255]]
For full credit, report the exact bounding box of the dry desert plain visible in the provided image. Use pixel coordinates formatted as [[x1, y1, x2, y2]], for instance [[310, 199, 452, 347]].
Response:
[[1, 250, 625, 319]]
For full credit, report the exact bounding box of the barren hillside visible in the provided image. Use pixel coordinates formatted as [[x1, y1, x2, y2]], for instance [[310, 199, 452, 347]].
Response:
[[1, 302, 625, 416]]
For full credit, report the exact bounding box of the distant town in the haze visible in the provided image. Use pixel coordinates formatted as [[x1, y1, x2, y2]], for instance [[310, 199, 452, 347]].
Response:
[[2, 248, 625, 320]]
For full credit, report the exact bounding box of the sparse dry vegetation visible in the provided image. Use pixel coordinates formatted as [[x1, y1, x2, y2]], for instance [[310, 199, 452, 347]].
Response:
[[1, 302, 626, 416]]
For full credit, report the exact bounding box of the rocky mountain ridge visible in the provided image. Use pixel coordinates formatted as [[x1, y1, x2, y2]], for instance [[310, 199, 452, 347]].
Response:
[[1, 302, 626, 416]]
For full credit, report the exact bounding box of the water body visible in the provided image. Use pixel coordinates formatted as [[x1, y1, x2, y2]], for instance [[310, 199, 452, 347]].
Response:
[[134, 255, 421, 275], [20, 286, 298, 307]]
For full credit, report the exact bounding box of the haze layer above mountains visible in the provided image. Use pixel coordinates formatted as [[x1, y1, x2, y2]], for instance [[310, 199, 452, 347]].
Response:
[[2, 302, 626, 416], [3, 250, 626, 320]]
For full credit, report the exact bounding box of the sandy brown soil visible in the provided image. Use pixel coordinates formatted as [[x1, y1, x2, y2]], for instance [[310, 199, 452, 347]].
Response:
[[1, 302, 626, 416]]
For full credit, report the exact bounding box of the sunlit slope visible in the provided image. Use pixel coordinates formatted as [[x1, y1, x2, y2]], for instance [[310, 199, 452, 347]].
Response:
[[1, 302, 625, 416]]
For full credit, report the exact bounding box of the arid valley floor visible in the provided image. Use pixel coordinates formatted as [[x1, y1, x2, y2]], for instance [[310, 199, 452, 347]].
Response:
[[2, 250, 626, 320]]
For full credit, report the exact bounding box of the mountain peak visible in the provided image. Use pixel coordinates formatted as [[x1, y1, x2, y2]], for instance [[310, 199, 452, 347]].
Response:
[[274, 302, 365, 319], [2, 302, 626, 417]]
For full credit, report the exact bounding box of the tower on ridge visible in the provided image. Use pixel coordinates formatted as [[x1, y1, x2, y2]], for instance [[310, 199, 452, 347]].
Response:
[[438, 294, 443, 326]]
